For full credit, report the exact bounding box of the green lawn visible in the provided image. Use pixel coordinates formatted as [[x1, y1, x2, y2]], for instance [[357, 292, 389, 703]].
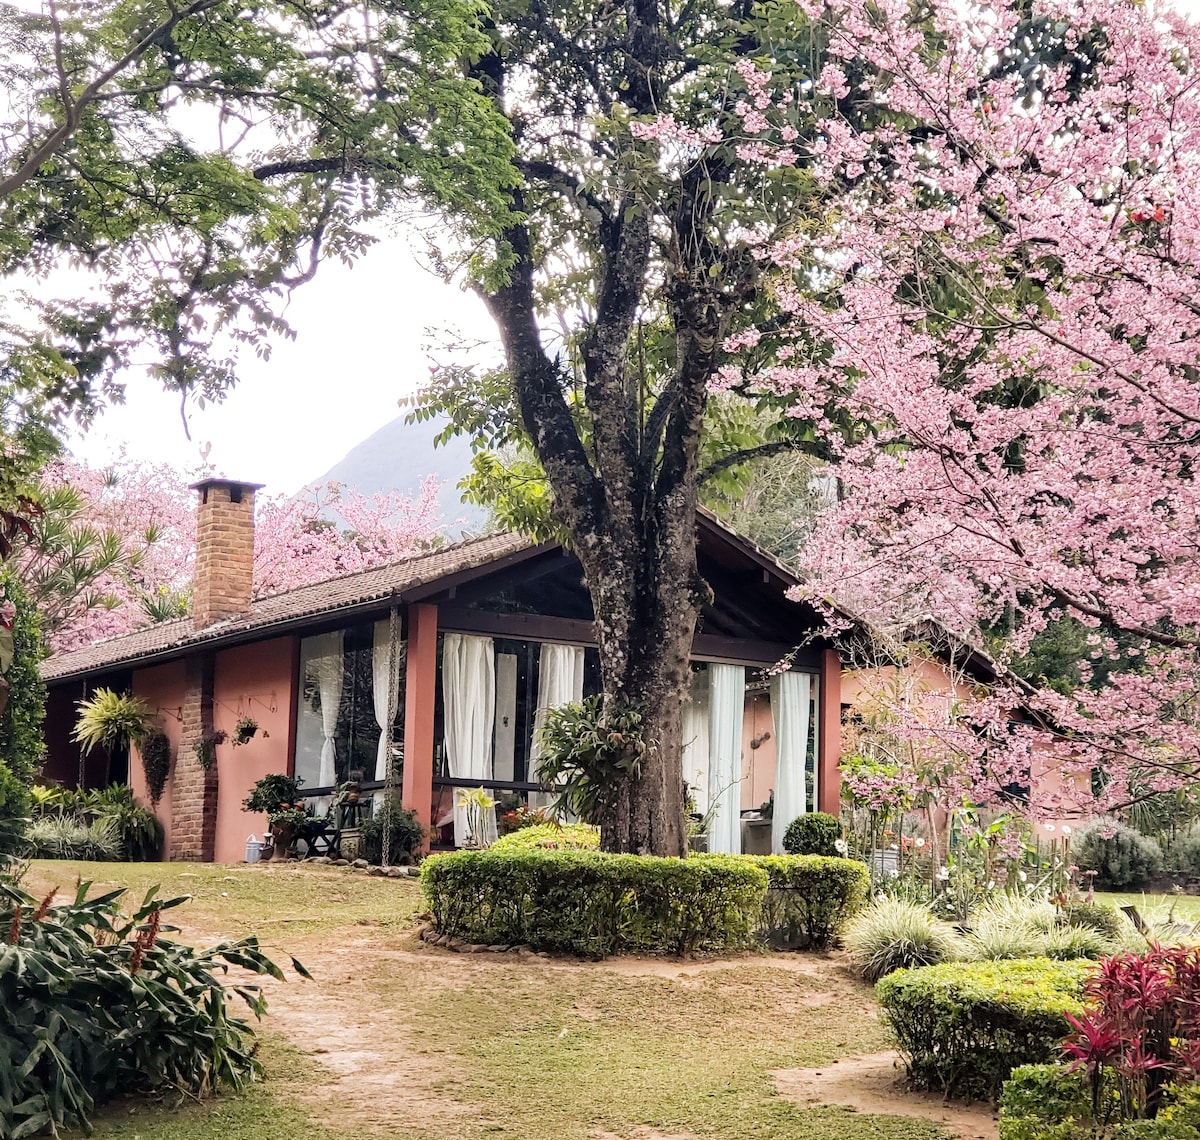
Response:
[[1095, 890, 1200, 925], [19, 859, 948, 1140]]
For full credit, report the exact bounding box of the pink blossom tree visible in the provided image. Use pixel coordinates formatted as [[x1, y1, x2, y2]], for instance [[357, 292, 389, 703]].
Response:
[[27, 459, 442, 651], [723, 0, 1200, 816]]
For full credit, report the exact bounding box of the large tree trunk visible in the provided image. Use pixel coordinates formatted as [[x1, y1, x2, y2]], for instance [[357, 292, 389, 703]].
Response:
[[474, 0, 741, 855]]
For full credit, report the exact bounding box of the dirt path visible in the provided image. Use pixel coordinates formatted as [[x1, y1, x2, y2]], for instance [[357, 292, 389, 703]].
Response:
[[255, 932, 995, 1140], [774, 1053, 999, 1140]]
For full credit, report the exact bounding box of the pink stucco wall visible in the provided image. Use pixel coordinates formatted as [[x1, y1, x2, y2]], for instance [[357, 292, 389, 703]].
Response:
[[131, 660, 188, 858], [130, 639, 296, 864], [211, 638, 296, 864]]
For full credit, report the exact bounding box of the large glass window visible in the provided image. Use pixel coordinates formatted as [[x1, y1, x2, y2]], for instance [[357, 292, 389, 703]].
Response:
[[294, 621, 406, 792], [431, 633, 600, 845]]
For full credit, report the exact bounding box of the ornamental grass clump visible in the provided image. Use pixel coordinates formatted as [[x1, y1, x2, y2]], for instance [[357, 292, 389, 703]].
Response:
[[877, 958, 1092, 1100], [0, 877, 302, 1138], [844, 897, 965, 981], [964, 897, 1127, 962], [26, 815, 122, 861]]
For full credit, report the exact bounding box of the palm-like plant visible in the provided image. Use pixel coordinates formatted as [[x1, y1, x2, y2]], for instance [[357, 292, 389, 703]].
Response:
[[72, 689, 157, 756]]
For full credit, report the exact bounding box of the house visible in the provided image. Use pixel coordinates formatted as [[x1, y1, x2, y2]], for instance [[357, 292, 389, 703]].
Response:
[[40, 478, 852, 862]]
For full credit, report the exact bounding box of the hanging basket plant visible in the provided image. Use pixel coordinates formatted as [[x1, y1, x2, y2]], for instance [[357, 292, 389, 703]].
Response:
[[193, 730, 227, 771], [141, 732, 172, 807], [72, 689, 157, 756], [232, 715, 259, 747]]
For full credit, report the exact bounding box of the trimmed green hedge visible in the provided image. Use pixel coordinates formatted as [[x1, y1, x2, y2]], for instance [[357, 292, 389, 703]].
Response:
[[489, 823, 600, 852], [421, 849, 768, 958], [878, 958, 1092, 1100], [740, 854, 868, 949]]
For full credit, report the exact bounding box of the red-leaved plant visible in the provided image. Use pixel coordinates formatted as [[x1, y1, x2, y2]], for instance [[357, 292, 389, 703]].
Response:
[[1064, 946, 1200, 1120]]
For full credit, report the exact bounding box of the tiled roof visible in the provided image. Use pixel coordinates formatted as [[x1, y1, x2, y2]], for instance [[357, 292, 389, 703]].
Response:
[[42, 530, 537, 682]]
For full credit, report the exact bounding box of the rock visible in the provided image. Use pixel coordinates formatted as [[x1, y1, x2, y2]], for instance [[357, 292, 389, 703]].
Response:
[[385, 866, 406, 878], [352, 858, 369, 869], [487, 944, 509, 953], [469, 943, 490, 953], [334, 858, 350, 867], [309, 856, 332, 865], [367, 866, 385, 877]]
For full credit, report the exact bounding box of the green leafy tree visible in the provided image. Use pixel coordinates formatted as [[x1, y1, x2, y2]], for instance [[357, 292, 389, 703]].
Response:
[[0, 0, 514, 435]]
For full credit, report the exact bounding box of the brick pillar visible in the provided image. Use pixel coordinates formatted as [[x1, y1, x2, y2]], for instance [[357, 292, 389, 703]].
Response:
[[817, 647, 843, 815], [189, 478, 263, 627], [170, 653, 219, 861]]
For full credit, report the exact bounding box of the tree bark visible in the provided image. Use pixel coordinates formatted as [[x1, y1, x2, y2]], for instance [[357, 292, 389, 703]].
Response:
[[473, 0, 749, 855]]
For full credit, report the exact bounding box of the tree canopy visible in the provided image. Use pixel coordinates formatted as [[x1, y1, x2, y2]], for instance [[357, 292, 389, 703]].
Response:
[[726, 0, 1200, 815]]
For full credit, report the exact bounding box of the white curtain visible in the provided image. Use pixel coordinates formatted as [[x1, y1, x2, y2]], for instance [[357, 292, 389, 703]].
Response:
[[528, 643, 586, 786], [442, 633, 497, 846], [682, 668, 711, 817], [313, 630, 344, 787], [770, 671, 812, 854], [372, 619, 406, 781], [708, 664, 745, 854]]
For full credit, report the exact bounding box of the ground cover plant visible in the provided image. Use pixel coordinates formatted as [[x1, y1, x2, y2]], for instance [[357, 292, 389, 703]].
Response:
[[878, 958, 1092, 1100], [0, 874, 298, 1137]]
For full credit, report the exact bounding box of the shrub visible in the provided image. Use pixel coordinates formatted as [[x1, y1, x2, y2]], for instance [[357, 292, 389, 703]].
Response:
[[1041, 925, 1114, 961], [0, 877, 294, 1137], [877, 958, 1091, 1099], [1062, 902, 1128, 941], [0, 762, 30, 858], [490, 822, 601, 852], [360, 801, 425, 865], [0, 567, 45, 787], [27, 815, 122, 860], [999, 1064, 1091, 1140], [243, 773, 303, 817], [741, 854, 868, 948], [782, 811, 841, 856], [421, 849, 768, 958], [1168, 824, 1200, 877], [845, 898, 965, 981], [1073, 819, 1164, 889]]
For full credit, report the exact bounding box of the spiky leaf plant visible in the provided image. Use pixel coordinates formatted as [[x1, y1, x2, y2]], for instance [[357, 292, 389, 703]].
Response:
[[72, 689, 156, 756]]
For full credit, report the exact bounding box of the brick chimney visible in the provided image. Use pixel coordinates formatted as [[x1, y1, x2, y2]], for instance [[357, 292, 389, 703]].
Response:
[[189, 478, 263, 628]]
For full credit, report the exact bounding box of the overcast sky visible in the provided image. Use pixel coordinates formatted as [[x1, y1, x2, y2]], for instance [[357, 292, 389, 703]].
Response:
[[69, 232, 499, 496]]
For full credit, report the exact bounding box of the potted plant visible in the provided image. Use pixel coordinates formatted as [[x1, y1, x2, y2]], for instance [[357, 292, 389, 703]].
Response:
[[232, 715, 259, 746], [193, 729, 227, 770], [266, 806, 309, 860], [243, 773, 303, 817]]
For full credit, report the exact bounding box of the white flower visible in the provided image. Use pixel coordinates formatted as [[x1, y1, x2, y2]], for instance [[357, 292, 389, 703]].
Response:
[[834, 838, 849, 855], [936, 867, 950, 881], [1062, 825, 1072, 836], [1018, 870, 1028, 883], [915, 837, 926, 848]]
